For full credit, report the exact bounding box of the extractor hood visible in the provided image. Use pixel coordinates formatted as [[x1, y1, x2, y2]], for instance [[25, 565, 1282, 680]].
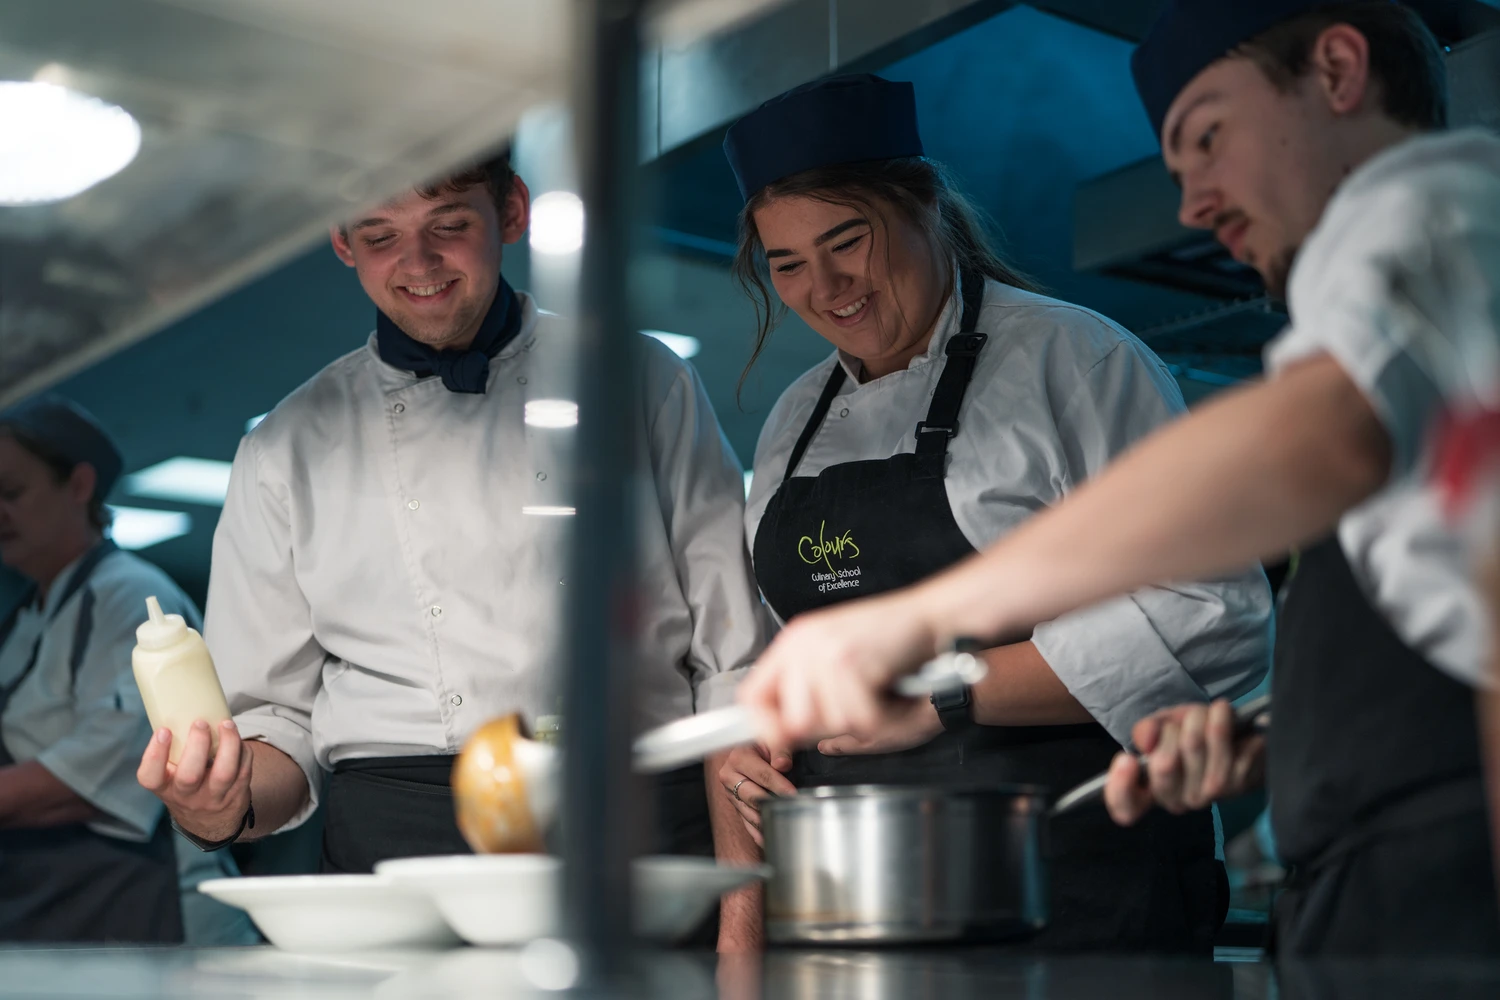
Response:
[[0, 0, 788, 405]]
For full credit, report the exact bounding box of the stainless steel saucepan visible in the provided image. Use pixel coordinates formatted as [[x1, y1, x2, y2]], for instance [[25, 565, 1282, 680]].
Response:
[[760, 783, 1049, 945], [759, 695, 1273, 946]]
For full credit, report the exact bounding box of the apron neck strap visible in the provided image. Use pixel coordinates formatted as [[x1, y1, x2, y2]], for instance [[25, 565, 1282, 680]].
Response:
[[0, 538, 120, 722], [779, 271, 989, 484]]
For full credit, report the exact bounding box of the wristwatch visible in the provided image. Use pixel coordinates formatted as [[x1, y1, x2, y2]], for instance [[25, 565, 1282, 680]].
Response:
[[175, 800, 255, 853], [930, 637, 982, 732], [930, 683, 974, 732]]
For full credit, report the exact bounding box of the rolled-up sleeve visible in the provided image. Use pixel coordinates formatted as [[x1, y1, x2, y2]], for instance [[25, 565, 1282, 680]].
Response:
[[1266, 156, 1500, 479], [643, 344, 771, 712], [205, 434, 327, 831], [1032, 340, 1274, 745], [35, 581, 171, 842]]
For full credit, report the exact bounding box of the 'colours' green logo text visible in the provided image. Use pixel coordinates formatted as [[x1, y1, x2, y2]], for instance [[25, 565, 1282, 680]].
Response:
[[798, 520, 860, 573]]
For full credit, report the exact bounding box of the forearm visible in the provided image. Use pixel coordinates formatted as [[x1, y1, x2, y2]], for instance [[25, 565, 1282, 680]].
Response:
[[915, 355, 1391, 642], [240, 740, 311, 841], [970, 642, 1091, 726], [706, 753, 765, 949], [0, 760, 104, 829]]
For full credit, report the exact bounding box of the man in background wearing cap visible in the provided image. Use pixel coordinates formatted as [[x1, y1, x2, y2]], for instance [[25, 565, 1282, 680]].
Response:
[[0, 396, 251, 943], [734, 0, 1500, 955]]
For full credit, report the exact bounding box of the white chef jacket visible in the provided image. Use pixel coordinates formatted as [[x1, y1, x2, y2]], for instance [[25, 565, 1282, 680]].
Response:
[[746, 277, 1274, 745], [210, 292, 768, 831], [1266, 128, 1500, 690], [0, 547, 254, 945]]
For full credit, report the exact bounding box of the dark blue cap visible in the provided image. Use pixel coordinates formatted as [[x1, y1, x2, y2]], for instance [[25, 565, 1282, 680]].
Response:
[[1132, 0, 1391, 141], [0, 395, 124, 500], [723, 74, 924, 202]]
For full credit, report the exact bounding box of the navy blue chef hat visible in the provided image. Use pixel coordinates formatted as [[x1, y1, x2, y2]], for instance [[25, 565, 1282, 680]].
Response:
[[0, 395, 124, 500], [723, 74, 924, 203], [1131, 0, 1397, 141]]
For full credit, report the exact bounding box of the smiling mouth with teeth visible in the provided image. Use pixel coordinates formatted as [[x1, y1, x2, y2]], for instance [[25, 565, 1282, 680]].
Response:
[[832, 294, 869, 319], [402, 280, 456, 298]]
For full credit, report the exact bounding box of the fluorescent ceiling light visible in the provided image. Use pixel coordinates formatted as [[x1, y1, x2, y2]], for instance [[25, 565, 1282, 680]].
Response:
[[522, 505, 576, 517], [529, 191, 585, 255], [743, 470, 753, 499], [124, 457, 233, 507], [107, 506, 192, 551], [0, 81, 141, 206], [246, 412, 268, 433], [642, 330, 700, 359], [524, 399, 579, 428]]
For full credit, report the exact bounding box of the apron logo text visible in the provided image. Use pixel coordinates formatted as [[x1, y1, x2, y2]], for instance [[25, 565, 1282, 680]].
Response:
[[798, 521, 861, 573]]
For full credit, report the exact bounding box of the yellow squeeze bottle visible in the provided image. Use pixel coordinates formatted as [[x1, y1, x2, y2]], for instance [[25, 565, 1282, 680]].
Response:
[[132, 596, 232, 764]]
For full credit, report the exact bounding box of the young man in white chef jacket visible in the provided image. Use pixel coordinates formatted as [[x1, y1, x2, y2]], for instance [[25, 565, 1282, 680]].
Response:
[[138, 153, 768, 911]]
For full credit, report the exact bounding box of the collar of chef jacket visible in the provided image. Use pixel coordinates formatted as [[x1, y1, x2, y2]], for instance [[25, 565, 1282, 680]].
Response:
[[374, 276, 523, 393]]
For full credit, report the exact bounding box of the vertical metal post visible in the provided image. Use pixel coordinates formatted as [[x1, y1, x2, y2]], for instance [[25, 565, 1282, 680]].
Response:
[[561, 0, 644, 991]]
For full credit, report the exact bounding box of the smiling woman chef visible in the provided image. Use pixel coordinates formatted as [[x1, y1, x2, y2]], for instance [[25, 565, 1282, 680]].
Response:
[[711, 75, 1274, 953]]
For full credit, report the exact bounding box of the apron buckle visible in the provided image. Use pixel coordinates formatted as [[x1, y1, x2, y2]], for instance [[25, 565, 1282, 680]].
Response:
[[914, 420, 957, 441]]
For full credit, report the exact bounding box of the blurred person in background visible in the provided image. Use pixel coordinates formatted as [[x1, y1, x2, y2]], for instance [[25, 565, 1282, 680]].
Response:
[[0, 396, 252, 944]]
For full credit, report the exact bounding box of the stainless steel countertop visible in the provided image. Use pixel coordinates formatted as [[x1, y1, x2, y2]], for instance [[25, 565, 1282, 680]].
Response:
[[0, 945, 1495, 999]]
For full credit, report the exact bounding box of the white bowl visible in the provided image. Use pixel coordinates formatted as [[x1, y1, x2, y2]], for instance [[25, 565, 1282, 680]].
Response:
[[375, 854, 561, 946], [375, 854, 769, 945], [198, 874, 459, 953]]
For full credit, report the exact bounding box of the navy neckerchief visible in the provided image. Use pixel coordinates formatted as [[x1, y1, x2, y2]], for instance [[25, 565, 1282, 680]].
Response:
[[374, 277, 523, 394]]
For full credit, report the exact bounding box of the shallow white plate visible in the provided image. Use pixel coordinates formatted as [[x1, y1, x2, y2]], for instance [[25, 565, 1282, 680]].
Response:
[[198, 874, 459, 953], [375, 854, 769, 945]]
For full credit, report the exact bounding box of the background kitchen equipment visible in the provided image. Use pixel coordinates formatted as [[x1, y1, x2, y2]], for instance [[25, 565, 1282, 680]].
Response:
[[760, 784, 1049, 946]]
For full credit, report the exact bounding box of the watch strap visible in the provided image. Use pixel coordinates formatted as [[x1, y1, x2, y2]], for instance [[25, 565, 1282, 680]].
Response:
[[174, 800, 255, 853]]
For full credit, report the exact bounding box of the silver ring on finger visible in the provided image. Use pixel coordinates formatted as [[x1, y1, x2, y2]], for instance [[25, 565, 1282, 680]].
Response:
[[731, 777, 749, 803]]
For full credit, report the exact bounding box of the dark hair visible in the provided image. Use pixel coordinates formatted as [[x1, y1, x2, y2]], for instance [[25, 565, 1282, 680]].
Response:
[[0, 426, 111, 531], [341, 148, 516, 239], [1236, 2, 1448, 130], [732, 157, 1038, 397], [416, 147, 517, 209]]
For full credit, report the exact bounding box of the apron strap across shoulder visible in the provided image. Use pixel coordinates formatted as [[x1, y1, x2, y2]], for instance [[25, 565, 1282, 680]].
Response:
[[781, 270, 989, 484]]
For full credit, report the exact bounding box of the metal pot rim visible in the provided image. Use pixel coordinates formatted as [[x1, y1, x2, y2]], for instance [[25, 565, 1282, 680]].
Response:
[[763, 782, 1050, 811]]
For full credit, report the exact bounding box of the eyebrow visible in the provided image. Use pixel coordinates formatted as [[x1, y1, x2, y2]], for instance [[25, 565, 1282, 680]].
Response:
[[764, 217, 870, 259], [1166, 90, 1223, 157], [350, 201, 475, 232]]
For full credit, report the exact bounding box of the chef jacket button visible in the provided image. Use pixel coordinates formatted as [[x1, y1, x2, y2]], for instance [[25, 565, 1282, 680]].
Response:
[[518, 376, 529, 385], [536, 471, 547, 481], [407, 499, 420, 510], [431, 605, 443, 617], [839, 408, 850, 418], [451, 694, 463, 706], [393, 402, 406, 414]]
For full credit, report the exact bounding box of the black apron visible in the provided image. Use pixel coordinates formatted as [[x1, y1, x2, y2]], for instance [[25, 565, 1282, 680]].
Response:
[[323, 755, 719, 942], [1269, 534, 1500, 956], [0, 541, 182, 944], [751, 274, 1224, 953]]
